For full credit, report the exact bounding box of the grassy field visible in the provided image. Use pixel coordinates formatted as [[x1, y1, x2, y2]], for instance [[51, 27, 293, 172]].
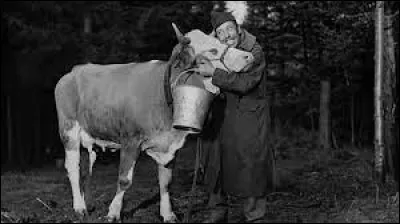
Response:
[[1, 139, 399, 223]]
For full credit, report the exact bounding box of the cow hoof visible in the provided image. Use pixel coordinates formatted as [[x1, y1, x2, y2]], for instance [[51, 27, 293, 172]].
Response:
[[75, 209, 88, 218], [105, 215, 121, 223], [163, 214, 180, 223]]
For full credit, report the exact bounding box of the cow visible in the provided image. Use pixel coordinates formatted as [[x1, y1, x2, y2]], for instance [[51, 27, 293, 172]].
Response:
[[54, 24, 254, 223]]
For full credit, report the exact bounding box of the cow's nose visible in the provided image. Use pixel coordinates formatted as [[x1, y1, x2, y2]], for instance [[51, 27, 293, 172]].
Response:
[[247, 55, 254, 61]]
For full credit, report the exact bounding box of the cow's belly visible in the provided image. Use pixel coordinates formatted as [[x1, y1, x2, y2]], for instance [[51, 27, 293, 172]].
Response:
[[78, 106, 131, 141], [76, 112, 184, 166], [80, 127, 122, 152]]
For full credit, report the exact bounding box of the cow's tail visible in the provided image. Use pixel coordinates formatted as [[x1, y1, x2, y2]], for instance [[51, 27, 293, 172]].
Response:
[[54, 66, 82, 144]]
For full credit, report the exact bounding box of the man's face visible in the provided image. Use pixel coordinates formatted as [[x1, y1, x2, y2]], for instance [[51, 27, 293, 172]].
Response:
[[215, 21, 240, 48]]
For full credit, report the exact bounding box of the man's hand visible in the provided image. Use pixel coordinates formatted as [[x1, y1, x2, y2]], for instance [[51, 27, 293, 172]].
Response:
[[193, 61, 216, 77]]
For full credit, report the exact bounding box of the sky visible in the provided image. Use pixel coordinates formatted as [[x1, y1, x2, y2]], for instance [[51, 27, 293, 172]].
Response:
[[224, 1, 248, 25]]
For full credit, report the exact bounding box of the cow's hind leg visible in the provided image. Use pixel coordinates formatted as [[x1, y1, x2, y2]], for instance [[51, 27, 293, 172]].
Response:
[[80, 130, 97, 212], [63, 121, 87, 216], [158, 163, 178, 223], [107, 144, 139, 222]]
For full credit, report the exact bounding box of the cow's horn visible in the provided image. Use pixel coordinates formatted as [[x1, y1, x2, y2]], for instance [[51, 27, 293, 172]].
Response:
[[172, 23, 190, 45], [172, 23, 183, 38]]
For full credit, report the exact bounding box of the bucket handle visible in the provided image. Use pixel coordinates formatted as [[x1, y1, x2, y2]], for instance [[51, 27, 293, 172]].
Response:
[[171, 68, 198, 90]]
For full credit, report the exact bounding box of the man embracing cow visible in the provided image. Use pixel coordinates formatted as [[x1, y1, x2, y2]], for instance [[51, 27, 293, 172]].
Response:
[[55, 23, 254, 222]]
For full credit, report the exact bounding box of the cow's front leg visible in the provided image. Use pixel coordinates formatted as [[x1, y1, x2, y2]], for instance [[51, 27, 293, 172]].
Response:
[[158, 164, 177, 223], [107, 147, 138, 222], [64, 122, 87, 216]]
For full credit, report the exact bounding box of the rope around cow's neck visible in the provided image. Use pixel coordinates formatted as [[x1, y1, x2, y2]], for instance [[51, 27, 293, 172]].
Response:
[[170, 68, 198, 90]]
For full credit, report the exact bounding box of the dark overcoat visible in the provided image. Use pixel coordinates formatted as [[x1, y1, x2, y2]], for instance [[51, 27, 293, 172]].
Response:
[[202, 29, 276, 197]]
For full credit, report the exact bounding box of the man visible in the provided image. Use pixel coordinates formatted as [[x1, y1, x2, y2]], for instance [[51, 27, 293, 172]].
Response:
[[194, 11, 276, 223]]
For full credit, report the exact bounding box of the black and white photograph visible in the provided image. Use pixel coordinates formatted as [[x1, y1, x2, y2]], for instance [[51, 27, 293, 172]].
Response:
[[1, 1, 399, 223]]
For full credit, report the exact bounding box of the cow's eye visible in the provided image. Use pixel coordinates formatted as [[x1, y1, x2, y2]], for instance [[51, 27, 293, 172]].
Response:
[[209, 48, 218, 55]]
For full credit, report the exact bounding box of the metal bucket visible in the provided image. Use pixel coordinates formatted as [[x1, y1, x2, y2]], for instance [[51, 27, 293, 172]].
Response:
[[172, 84, 214, 134]]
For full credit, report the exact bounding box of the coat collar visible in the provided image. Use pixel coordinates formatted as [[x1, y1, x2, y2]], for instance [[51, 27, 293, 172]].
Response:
[[237, 29, 256, 52]]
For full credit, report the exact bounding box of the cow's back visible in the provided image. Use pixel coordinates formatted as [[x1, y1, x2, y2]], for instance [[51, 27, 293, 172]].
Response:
[[55, 61, 171, 143]]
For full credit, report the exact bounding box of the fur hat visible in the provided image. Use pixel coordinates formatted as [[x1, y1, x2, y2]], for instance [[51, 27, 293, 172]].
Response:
[[211, 11, 237, 30]]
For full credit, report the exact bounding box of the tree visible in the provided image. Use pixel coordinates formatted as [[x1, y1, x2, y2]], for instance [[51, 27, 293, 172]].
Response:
[[380, 1, 399, 187], [245, 1, 380, 149]]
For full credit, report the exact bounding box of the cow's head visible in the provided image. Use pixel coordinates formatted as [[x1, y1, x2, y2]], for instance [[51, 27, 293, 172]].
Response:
[[168, 23, 255, 77], [184, 29, 254, 72]]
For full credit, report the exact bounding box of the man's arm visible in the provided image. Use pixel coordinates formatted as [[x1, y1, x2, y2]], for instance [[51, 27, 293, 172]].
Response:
[[211, 43, 266, 95]]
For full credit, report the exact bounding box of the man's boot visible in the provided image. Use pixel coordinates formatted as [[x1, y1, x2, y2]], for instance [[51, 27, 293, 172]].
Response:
[[243, 196, 266, 223]]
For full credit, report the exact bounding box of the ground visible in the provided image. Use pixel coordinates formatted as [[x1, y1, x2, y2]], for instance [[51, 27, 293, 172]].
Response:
[[1, 140, 398, 223]]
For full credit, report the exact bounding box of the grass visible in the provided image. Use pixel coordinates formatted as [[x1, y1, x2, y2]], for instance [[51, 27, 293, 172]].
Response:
[[1, 136, 399, 223]]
